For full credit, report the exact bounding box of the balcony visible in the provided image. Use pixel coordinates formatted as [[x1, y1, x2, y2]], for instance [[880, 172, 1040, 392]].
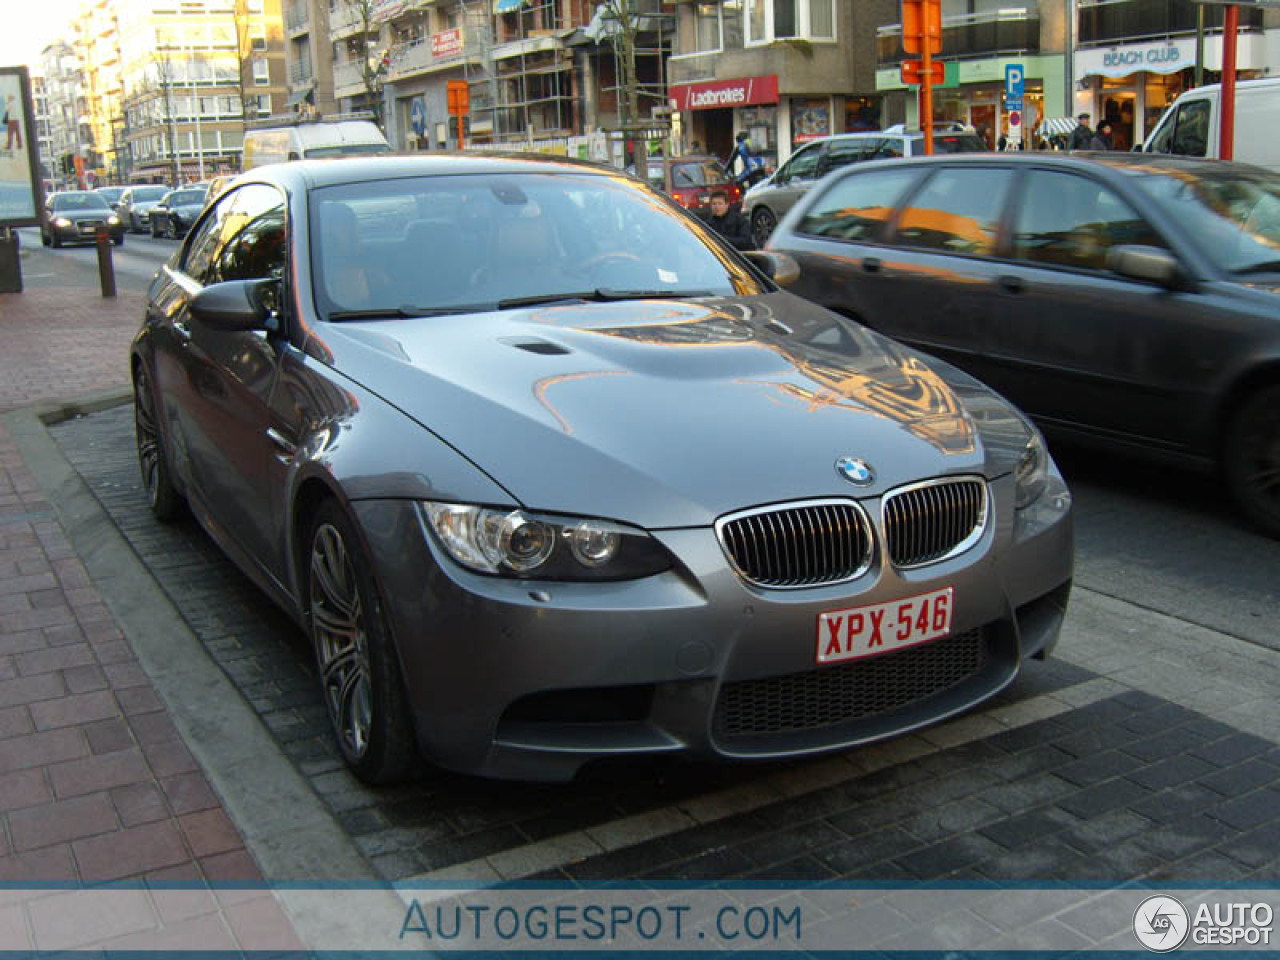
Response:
[[1077, 0, 1263, 46], [386, 33, 482, 81], [333, 59, 365, 98], [877, 7, 1039, 64], [286, 3, 310, 34], [329, 3, 369, 40], [289, 59, 314, 86]]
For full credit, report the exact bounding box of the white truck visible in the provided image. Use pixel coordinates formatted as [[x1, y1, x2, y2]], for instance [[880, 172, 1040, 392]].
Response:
[[242, 114, 391, 169], [1142, 77, 1280, 172]]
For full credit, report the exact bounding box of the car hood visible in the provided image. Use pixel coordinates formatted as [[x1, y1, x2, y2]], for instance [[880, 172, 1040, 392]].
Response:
[[322, 294, 1035, 528]]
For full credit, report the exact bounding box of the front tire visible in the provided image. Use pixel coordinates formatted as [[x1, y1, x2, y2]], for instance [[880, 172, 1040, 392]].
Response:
[[133, 365, 184, 521], [306, 502, 417, 784], [41, 230, 50, 247], [1225, 383, 1280, 539], [751, 207, 777, 249]]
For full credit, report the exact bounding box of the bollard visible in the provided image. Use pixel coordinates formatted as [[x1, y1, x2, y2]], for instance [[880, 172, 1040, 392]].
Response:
[[95, 226, 117, 298]]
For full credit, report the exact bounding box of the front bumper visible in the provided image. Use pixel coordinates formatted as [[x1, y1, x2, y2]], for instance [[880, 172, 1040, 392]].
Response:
[[354, 469, 1073, 781], [51, 220, 127, 242]]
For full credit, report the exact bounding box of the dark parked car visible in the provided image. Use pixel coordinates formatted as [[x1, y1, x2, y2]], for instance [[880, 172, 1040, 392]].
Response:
[[628, 154, 742, 214], [745, 128, 987, 248], [118, 184, 170, 232], [766, 152, 1280, 536], [149, 186, 209, 238], [131, 156, 1072, 783], [41, 191, 125, 247]]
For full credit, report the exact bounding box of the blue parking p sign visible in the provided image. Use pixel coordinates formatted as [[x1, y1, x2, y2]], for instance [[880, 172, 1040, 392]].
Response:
[[1005, 64, 1024, 111]]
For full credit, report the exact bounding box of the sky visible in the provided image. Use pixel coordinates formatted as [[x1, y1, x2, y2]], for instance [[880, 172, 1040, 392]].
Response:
[[0, 0, 91, 72]]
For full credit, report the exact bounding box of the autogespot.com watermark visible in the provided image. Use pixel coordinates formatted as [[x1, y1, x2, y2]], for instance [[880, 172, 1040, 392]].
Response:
[[1134, 895, 1275, 952]]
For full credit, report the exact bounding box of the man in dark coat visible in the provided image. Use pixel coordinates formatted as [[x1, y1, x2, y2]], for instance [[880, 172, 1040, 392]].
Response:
[[1068, 113, 1094, 150], [705, 189, 752, 250]]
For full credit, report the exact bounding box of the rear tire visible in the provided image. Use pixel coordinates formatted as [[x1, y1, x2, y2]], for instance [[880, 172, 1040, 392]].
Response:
[[306, 501, 417, 784], [51, 232, 61, 248], [40, 230, 50, 247], [751, 207, 777, 249], [1225, 383, 1280, 539]]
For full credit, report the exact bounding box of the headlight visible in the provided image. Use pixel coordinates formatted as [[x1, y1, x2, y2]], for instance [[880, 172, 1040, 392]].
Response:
[[53, 217, 72, 228], [421, 503, 671, 581], [107, 214, 119, 225], [1014, 431, 1049, 509]]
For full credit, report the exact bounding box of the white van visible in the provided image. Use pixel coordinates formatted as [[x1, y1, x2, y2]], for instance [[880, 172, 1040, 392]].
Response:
[[242, 116, 391, 169], [1142, 77, 1280, 172]]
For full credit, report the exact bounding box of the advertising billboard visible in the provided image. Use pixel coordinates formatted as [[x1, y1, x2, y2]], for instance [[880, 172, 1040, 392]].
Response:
[[0, 66, 43, 228]]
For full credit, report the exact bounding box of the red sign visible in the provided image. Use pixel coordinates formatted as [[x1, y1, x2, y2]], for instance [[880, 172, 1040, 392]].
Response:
[[901, 59, 944, 85], [670, 75, 779, 112], [1009, 110, 1022, 127], [447, 80, 470, 115], [431, 28, 463, 58], [901, 0, 942, 55]]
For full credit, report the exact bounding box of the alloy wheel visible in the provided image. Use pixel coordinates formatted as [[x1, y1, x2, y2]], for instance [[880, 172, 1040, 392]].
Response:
[[752, 208, 777, 249], [134, 371, 163, 509], [309, 523, 374, 759], [1228, 385, 1280, 537]]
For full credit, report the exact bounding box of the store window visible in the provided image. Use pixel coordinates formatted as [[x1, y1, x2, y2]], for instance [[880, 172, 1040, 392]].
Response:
[[792, 98, 829, 144], [745, 0, 834, 43], [844, 97, 880, 132]]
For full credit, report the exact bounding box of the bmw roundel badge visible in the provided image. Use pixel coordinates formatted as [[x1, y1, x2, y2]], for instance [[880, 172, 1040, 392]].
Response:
[[835, 457, 875, 487]]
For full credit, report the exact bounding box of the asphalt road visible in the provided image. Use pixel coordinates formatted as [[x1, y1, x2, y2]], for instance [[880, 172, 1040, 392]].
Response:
[[18, 227, 1279, 652]]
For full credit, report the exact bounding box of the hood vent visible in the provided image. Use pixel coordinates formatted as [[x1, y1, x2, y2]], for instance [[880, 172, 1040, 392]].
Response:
[[500, 337, 571, 356]]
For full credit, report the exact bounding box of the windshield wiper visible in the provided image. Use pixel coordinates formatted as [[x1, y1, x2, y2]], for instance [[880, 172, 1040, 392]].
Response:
[[1232, 260, 1280, 276], [497, 288, 714, 310], [326, 305, 485, 321]]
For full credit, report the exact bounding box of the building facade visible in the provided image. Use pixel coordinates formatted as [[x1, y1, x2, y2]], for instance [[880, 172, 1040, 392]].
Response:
[[39, 40, 88, 189], [284, 0, 337, 116]]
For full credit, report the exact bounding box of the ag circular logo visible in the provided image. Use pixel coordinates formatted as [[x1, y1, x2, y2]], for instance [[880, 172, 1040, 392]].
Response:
[[835, 457, 874, 487], [1134, 895, 1190, 952]]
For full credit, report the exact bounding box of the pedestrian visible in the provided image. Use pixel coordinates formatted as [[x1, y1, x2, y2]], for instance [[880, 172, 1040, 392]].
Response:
[[1068, 112, 1093, 150], [1090, 120, 1114, 151], [723, 132, 761, 187], [4, 95, 21, 151], [704, 189, 752, 250]]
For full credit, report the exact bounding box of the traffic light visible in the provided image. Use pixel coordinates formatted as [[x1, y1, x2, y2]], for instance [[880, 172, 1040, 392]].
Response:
[[901, 0, 941, 55]]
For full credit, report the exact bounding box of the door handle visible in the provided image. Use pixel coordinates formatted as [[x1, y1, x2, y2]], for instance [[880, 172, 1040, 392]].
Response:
[[997, 275, 1024, 294], [862, 257, 882, 274]]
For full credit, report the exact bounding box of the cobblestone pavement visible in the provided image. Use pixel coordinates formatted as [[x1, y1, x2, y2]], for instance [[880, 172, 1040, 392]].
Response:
[[50, 403, 1280, 886]]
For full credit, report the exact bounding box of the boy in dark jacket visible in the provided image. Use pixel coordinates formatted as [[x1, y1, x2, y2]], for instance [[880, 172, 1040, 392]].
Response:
[[706, 190, 753, 250]]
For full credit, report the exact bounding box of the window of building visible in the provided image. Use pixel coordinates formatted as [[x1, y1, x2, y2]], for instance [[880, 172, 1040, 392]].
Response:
[[689, 2, 722, 54], [745, 0, 833, 44], [252, 27, 268, 51], [253, 58, 270, 85]]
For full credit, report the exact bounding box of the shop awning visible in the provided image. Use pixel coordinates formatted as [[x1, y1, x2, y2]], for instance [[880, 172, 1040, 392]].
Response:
[[1041, 117, 1077, 137]]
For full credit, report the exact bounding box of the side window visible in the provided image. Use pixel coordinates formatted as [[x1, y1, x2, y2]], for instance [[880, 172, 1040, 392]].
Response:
[[1012, 170, 1166, 272], [1169, 99, 1210, 157], [182, 191, 236, 283], [873, 138, 905, 159], [784, 144, 823, 180], [892, 167, 1013, 257], [210, 184, 287, 284], [1145, 110, 1176, 154], [820, 139, 871, 174], [795, 168, 921, 241]]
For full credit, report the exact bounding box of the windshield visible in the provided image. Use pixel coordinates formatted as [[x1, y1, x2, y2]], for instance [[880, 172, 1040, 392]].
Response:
[[305, 143, 391, 159], [52, 193, 110, 211], [669, 161, 731, 188], [170, 189, 206, 205], [308, 172, 763, 318], [1135, 167, 1280, 274], [95, 188, 124, 203], [134, 186, 168, 201]]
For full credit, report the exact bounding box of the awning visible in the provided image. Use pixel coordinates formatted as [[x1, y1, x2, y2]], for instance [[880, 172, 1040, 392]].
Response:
[[1041, 117, 1077, 137], [285, 87, 315, 107]]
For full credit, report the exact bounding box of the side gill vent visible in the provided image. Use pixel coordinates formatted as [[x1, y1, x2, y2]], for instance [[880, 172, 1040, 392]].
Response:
[[500, 337, 572, 356]]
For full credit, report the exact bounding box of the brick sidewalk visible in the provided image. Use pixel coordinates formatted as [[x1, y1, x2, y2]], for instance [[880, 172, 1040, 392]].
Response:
[[0, 288, 259, 888]]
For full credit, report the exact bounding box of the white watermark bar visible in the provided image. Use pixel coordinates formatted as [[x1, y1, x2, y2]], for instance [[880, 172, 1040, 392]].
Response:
[[2, 884, 1279, 953]]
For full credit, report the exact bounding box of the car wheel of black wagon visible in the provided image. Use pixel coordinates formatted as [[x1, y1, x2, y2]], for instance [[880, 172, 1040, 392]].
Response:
[[307, 502, 417, 784], [751, 208, 777, 249], [1225, 383, 1280, 539], [133, 366, 184, 521]]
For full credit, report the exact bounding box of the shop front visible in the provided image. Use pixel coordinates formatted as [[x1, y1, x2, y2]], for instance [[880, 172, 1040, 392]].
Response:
[[1074, 34, 1269, 150]]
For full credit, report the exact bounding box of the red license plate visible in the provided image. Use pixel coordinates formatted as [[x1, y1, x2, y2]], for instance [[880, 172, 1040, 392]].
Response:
[[815, 587, 954, 665]]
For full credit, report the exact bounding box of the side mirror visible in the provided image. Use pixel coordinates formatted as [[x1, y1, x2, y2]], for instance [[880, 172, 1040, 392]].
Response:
[[1106, 245, 1185, 289], [189, 278, 280, 332], [743, 250, 800, 287]]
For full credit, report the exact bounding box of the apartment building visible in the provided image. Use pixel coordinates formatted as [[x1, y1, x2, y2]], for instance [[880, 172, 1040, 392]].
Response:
[[284, 0, 336, 115], [116, 0, 288, 182], [75, 0, 127, 181], [39, 40, 88, 188]]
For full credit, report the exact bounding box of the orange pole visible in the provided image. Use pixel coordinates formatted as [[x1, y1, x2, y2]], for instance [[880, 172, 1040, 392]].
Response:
[[1220, 3, 1238, 161], [921, 45, 934, 155]]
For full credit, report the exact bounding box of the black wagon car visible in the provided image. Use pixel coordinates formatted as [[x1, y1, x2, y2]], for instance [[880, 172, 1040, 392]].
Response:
[[41, 191, 126, 247], [766, 152, 1280, 536]]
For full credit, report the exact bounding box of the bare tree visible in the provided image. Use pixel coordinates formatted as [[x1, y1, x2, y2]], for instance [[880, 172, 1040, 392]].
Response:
[[233, 0, 255, 135], [153, 52, 182, 186], [592, 0, 645, 164], [341, 0, 387, 128]]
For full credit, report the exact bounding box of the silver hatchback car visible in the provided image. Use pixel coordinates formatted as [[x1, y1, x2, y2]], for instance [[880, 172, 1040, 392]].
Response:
[[745, 127, 986, 247]]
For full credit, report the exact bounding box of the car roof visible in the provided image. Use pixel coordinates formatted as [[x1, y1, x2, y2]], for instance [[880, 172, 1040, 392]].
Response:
[[243, 153, 623, 191], [832, 151, 1273, 179]]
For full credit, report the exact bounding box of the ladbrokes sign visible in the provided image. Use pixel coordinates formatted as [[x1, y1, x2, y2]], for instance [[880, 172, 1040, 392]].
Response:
[[670, 75, 779, 112]]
